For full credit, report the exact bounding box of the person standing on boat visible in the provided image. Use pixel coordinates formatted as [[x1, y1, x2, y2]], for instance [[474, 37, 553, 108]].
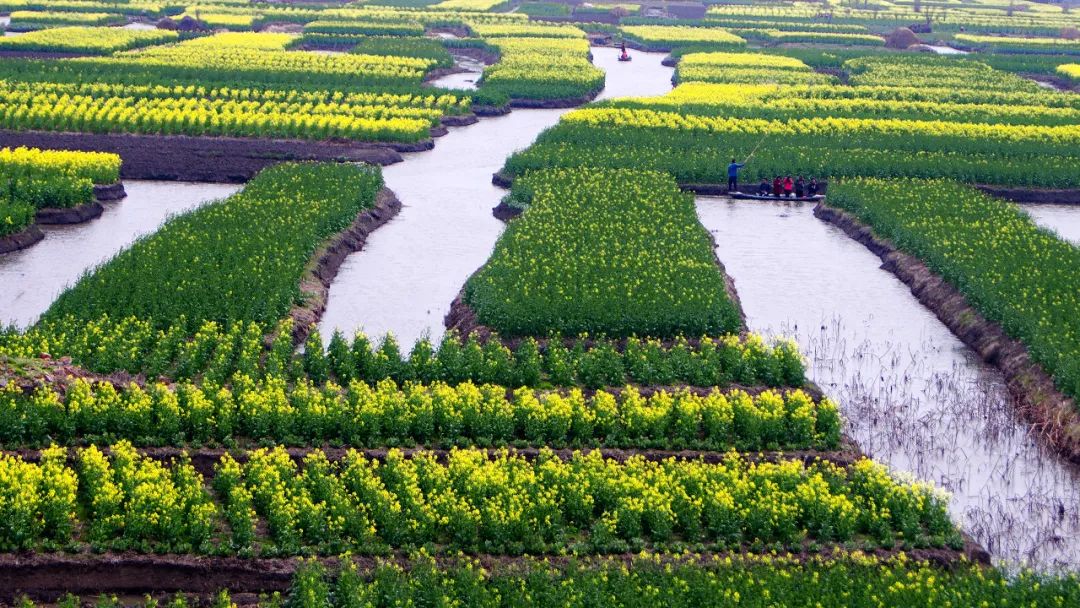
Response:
[[772, 176, 783, 197], [807, 178, 819, 197], [795, 176, 805, 198], [783, 176, 795, 197], [727, 158, 745, 193], [758, 178, 770, 196]]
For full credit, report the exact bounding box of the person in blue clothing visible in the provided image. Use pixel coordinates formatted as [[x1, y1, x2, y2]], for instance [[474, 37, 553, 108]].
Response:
[[727, 158, 745, 192]]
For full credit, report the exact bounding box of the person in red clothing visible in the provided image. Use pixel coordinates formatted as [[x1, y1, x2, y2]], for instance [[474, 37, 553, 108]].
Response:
[[783, 176, 795, 197], [772, 176, 783, 197]]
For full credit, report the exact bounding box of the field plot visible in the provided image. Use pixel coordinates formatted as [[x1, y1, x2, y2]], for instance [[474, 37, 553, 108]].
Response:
[[2, 0, 1080, 603]]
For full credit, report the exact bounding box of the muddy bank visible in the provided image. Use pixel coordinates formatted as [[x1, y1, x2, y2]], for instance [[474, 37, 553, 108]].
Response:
[[491, 200, 522, 220], [93, 182, 127, 202], [492, 169, 514, 188], [976, 185, 1080, 205], [34, 201, 103, 225], [0, 130, 410, 183], [441, 114, 479, 127], [508, 88, 604, 109], [1021, 72, 1077, 92], [289, 188, 402, 347], [0, 225, 43, 255], [0, 542, 987, 602], [814, 202, 1080, 465], [473, 104, 512, 116]]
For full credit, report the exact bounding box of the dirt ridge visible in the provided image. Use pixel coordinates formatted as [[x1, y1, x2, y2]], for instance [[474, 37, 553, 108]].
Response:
[[0, 130, 410, 183], [0, 225, 44, 255], [34, 201, 104, 225], [814, 202, 1080, 465]]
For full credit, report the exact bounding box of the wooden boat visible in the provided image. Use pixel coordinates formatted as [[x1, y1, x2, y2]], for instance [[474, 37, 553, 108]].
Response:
[[730, 192, 824, 202]]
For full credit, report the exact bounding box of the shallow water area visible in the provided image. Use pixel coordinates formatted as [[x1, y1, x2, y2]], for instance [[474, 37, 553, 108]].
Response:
[[1024, 204, 1080, 245], [925, 44, 969, 55], [695, 196, 1080, 571], [319, 47, 674, 347], [428, 55, 487, 90], [0, 181, 239, 327]]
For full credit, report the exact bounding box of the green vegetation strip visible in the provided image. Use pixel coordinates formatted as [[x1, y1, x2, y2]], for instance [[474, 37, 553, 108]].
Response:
[[0, 26, 177, 54], [2, 313, 803, 387], [828, 178, 1080, 406], [0, 444, 958, 554], [503, 56, 1080, 188], [279, 555, 1079, 608], [41, 162, 382, 332], [0, 146, 120, 237], [466, 168, 742, 337], [0, 377, 838, 450]]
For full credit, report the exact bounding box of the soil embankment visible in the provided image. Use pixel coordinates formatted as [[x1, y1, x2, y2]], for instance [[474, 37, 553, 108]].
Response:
[[0, 131, 412, 182], [814, 202, 1080, 465], [975, 185, 1080, 205], [0, 225, 44, 255], [34, 201, 104, 225], [289, 188, 402, 346]]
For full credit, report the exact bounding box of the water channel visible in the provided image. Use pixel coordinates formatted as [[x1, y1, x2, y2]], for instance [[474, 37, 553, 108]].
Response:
[[0, 181, 240, 327], [318, 46, 675, 347], [696, 197, 1080, 570]]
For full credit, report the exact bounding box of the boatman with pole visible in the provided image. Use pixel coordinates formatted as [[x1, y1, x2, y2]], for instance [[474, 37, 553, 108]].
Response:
[[727, 158, 745, 193]]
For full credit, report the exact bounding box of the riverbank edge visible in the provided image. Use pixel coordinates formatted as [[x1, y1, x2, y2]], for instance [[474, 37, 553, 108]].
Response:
[[0, 224, 44, 255], [289, 187, 402, 348], [814, 201, 1080, 466]]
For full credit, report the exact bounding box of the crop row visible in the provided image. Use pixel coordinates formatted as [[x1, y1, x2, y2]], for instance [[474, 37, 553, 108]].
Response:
[[845, 55, 1049, 92], [674, 52, 837, 86], [0, 376, 839, 450], [2, 313, 804, 388], [0, 83, 439, 142], [466, 168, 742, 337], [619, 25, 747, 51], [303, 19, 426, 37], [480, 36, 604, 101], [828, 178, 1080, 407], [503, 122, 1080, 188], [1059, 63, 1080, 82], [0, 146, 119, 237], [630, 80, 1080, 127], [0, 443, 955, 554], [954, 33, 1080, 54], [11, 553, 1078, 607], [0, 25, 178, 54], [274, 555, 1080, 608], [42, 162, 382, 331], [5, 9, 125, 31]]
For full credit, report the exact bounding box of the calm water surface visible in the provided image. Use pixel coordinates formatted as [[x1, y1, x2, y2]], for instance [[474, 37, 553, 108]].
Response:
[[0, 181, 239, 327], [696, 197, 1080, 571]]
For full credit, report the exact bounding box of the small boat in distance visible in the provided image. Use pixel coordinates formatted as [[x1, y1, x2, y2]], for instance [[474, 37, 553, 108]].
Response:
[[730, 192, 825, 202]]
